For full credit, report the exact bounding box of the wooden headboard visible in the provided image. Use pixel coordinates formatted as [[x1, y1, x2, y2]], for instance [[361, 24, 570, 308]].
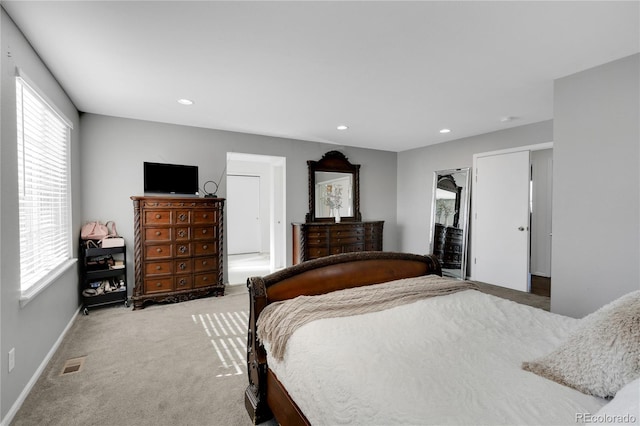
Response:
[[244, 251, 442, 424]]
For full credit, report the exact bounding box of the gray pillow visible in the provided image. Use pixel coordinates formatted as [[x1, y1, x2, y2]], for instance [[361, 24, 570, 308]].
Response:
[[522, 290, 640, 398]]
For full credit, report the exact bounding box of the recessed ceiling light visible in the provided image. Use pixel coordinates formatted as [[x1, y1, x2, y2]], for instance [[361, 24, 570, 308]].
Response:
[[337, 125, 348, 130], [177, 98, 194, 105], [501, 116, 520, 123], [439, 128, 451, 134]]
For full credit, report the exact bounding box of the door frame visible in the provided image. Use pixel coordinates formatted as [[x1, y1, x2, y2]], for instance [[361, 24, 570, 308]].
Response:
[[470, 142, 553, 285], [226, 152, 286, 272]]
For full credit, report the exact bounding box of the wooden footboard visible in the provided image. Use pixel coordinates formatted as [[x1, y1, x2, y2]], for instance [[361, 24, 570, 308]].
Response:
[[244, 251, 441, 424]]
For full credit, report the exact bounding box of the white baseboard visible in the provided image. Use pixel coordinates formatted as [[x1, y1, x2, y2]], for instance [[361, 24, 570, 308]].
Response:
[[0, 306, 81, 426]]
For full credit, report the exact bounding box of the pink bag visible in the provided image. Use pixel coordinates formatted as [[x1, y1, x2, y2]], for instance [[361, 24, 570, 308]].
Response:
[[81, 221, 116, 240]]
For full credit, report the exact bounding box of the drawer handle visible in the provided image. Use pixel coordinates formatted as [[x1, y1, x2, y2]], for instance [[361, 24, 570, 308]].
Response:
[[178, 279, 187, 286], [178, 230, 186, 238], [202, 244, 208, 250], [202, 213, 208, 219], [202, 229, 208, 234], [179, 213, 187, 222], [155, 231, 161, 236], [202, 260, 208, 266], [156, 282, 162, 288], [156, 248, 162, 253], [155, 214, 161, 219], [155, 265, 162, 270], [179, 262, 186, 270], [179, 246, 187, 254], [202, 276, 208, 282]]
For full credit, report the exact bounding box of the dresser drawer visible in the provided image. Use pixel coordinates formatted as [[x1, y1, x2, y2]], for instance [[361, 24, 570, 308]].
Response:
[[330, 244, 364, 255], [174, 259, 192, 274], [144, 210, 171, 225], [331, 228, 364, 238], [305, 226, 328, 238], [194, 241, 216, 256], [193, 210, 217, 224], [175, 275, 193, 290], [145, 227, 171, 242], [174, 210, 191, 225], [365, 242, 380, 251], [306, 237, 328, 247], [175, 227, 190, 241], [145, 260, 172, 276], [174, 243, 191, 257], [331, 235, 363, 245], [145, 244, 172, 259], [307, 247, 329, 258], [192, 226, 216, 241], [194, 256, 217, 273], [194, 272, 217, 288], [144, 277, 173, 294]]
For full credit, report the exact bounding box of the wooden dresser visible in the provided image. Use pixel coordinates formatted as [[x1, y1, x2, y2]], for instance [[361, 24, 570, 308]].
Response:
[[433, 223, 464, 269], [131, 196, 225, 309], [292, 221, 384, 264]]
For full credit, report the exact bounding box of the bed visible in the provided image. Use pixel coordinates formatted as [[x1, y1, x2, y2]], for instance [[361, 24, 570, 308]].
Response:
[[245, 251, 639, 425]]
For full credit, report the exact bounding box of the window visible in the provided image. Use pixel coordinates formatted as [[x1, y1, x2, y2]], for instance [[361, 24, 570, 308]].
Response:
[[16, 75, 74, 299]]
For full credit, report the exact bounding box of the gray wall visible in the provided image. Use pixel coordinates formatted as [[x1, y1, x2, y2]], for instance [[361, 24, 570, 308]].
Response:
[[1, 9, 81, 421], [397, 54, 640, 318], [551, 54, 639, 317], [1, 5, 637, 420], [78, 113, 399, 291], [396, 121, 553, 255]]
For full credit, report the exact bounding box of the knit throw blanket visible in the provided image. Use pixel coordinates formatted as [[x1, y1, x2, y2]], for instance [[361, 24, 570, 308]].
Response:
[[257, 275, 478, 361]]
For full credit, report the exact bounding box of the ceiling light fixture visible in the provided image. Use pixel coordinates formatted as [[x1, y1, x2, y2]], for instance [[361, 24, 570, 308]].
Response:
[[177, 98, 194, 105], [439, 128, 451, 134], [501, 116, 519, 123], [337, 125, 348, 130]]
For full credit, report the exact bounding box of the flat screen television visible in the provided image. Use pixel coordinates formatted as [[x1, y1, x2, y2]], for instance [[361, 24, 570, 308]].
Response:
[[144, 162, 199, 195]]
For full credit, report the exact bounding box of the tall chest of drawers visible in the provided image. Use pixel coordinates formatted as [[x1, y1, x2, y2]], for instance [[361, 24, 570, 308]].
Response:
[[131, 196, 225, 309], [292, 221, 384, 265]]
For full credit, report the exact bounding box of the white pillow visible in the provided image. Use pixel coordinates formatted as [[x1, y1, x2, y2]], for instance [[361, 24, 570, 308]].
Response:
[[522, 290, 640, 398], [592, 378, 639, 425]]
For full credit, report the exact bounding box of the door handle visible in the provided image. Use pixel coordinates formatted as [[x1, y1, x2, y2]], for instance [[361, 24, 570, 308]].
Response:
[[518, 226, 526, 231]]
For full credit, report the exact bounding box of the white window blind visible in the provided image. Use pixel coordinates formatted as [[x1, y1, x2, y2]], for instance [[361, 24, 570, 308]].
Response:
[[16, 76, 73, 294]]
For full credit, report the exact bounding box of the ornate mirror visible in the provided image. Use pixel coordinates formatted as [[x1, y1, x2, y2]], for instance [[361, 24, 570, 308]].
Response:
[[307, 151, 361, 223], [430, 168, 471, 279]]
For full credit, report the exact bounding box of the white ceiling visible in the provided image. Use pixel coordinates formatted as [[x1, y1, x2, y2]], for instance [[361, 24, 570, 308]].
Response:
[[3, 1, 638, 152]]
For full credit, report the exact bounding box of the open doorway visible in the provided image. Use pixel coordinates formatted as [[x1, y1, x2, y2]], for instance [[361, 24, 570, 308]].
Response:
[[226, 153, 286, 285]]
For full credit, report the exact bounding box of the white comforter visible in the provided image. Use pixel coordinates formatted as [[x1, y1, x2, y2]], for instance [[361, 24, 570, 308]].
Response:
[[265, 289, 608, 425]]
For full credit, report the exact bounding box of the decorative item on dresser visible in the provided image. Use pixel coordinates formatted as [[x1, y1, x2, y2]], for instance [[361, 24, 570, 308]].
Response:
[[292, 221, 384, 264], [130, 196, 225, 310]]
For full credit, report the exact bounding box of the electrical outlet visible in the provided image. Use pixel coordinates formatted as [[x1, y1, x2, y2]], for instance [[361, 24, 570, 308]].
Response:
[[8, 348, 15, 372]]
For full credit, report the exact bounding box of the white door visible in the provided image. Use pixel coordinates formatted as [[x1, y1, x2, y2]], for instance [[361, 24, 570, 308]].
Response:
[[227, 175, 261, 255], [473, 151, 530, 291]]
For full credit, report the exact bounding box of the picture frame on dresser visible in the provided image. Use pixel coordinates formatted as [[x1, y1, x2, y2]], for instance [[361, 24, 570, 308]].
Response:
[[130, 196, 225, 309]]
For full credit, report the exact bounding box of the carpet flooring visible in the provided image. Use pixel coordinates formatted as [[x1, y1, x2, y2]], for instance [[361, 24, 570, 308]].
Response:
[[11, 285, 256, 426], [10, 279, 549, 426]]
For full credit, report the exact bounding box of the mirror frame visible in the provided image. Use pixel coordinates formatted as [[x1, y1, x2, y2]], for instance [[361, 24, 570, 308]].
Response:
[[430, 168, 471, 280], [306, 151, 361, 223]]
